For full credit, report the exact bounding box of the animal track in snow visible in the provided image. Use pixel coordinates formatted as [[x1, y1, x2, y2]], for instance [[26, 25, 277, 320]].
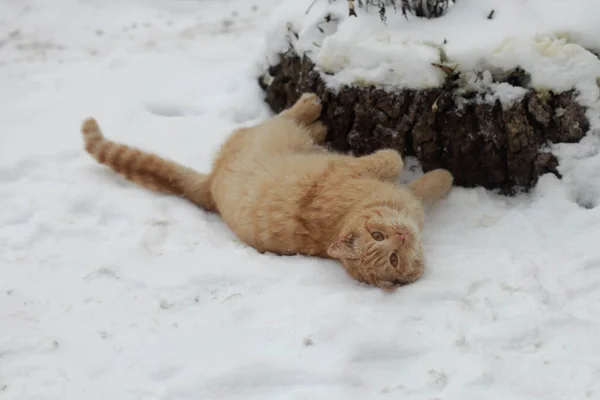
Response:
[[575, 194, 598, 209], [145, 103, 186, 117], [202, 365, 351, 397], [350, 345, 421, 364], [145, 102, 203, 117], [83, 267, 120, 282], [572, 174, 600, 209], [428, 369, 448, 389]]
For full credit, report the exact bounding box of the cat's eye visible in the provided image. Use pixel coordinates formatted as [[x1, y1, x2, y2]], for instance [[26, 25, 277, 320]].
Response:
[[371, 231, 384, 241], [390, 253, 398, 267]]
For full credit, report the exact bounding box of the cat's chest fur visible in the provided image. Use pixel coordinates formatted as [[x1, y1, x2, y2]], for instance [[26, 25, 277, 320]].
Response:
[[213, 158, 422, 257]]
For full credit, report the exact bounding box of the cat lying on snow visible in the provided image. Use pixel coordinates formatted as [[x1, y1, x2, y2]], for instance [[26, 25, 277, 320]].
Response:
[[80, 93, 453, 291]]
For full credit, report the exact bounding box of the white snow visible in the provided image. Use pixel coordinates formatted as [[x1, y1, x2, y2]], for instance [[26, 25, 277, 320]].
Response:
[[2, 1, 600, 399], [262, 0, 600, 117]]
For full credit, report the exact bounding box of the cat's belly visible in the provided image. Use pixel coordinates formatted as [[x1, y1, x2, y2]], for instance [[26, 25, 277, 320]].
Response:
[[210, 154, 351, 257], [212, 179, 333, 257], [220, 203, 330, 257]]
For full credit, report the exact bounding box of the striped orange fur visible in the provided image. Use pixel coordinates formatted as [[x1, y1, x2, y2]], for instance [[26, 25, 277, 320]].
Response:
[[81, 118, 215, 210], [80, 93, 453, 290]]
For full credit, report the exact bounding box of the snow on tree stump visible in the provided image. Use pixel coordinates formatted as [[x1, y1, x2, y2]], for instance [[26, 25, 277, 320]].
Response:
[[259, 53, 590, 193]]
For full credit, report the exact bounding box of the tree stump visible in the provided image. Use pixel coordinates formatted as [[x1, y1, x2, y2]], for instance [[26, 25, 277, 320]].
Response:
[[259, 53, 590, 193]]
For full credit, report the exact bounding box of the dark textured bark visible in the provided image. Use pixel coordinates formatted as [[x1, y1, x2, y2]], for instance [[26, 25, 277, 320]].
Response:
[[260, 54, 590, 193]]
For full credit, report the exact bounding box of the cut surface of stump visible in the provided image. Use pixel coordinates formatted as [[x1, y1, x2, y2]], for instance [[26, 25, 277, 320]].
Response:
[[259, 54, 590, 193]]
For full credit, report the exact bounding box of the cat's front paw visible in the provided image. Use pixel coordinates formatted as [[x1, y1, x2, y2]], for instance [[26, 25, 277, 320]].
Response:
[[366, 149, 404, 180], [290, 92, 322, 123], [374, 149, 404, 169], [407, 168, 454, 201]]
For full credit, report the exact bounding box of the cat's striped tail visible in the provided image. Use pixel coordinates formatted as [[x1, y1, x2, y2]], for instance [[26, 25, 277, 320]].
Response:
[[80, 118, 215, 211]]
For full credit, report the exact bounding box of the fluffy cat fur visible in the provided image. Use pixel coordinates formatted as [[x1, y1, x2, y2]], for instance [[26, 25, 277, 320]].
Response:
[[80, 93, 453, 291]]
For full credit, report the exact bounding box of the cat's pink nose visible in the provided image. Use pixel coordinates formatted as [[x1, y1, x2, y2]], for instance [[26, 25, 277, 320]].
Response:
[[394, 228, 410, 244]]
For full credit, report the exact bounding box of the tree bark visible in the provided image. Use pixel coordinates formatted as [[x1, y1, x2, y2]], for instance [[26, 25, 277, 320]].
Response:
[[259, 53, 590, 193]]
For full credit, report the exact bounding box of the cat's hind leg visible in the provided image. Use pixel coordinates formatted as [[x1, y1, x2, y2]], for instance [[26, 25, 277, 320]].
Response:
[[343, 149, 404, 181], [408, 169, 453, 202], [279, 93, 322, 125], [258, 93, 327, 153]]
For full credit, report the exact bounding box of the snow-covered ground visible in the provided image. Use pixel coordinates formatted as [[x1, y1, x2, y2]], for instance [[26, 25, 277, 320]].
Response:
[[264, 0, 600, 123], [2, 0, 600, 399]]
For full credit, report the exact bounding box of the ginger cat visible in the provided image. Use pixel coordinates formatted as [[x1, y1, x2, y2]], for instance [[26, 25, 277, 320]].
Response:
[[80, 93, 453, 291]]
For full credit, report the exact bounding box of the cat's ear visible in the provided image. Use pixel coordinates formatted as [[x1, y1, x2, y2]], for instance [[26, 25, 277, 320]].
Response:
[[327, 234, 358, 260]]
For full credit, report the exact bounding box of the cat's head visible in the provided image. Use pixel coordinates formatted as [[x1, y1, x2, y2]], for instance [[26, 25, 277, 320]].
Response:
[[327, 207, 424, 291]]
